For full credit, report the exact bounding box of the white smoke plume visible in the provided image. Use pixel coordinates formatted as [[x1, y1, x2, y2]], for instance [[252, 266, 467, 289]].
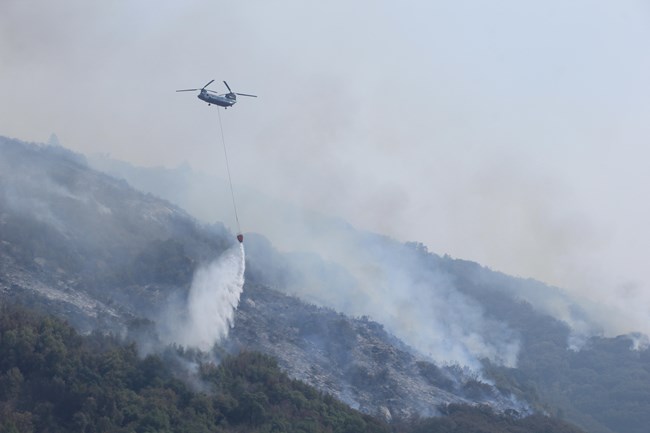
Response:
[[294, 235, 521, 369], [164, 243, 245, 352]]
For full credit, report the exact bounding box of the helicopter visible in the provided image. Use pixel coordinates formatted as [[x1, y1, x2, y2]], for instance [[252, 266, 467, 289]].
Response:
[[176, 80, 257, 108]]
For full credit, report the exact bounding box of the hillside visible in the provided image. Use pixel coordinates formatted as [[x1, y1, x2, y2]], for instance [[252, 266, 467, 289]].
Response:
[[230, 282, 528, 420], [87, 143, 650, 433], [1, 302, 591, 433], [0, 137, 526, 417], [1, 136, 646, 432], [0, 302, 390, 433]]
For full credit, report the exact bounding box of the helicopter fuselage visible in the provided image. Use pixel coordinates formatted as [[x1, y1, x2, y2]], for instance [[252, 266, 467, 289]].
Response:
[[198, 90, 236, 107]]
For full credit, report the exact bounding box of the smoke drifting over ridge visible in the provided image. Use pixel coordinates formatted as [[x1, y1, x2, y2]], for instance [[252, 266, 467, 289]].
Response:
[[241, 218, 522, 369], [334, 239, 521, 369]]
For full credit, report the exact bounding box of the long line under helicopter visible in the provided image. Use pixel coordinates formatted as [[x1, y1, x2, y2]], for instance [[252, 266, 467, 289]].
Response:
[[177, 80, 257, 243], [217, 108, 243, 243]]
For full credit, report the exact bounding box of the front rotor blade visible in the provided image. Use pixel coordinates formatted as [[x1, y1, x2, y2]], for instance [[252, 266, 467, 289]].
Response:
[[176, 88, 199, 92], [235, 93, 257, 97], [202, 79, 215, 89], [223, 81, 232, 92]]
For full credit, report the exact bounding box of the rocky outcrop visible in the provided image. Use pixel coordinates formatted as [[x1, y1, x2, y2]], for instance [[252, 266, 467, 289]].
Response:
[[228, 283, 529, 421]]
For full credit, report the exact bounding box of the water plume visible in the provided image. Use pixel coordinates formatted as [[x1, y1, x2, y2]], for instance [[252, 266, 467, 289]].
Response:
[[166, 243, 245, 352]]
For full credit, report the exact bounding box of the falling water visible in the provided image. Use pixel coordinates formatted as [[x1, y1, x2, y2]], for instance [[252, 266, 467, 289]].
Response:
[[178, 243, 246, 351]]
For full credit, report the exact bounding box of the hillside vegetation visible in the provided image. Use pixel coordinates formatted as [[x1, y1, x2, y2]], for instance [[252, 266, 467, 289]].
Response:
[[0, 302, 389, 433], [0, 303, 587, 433]]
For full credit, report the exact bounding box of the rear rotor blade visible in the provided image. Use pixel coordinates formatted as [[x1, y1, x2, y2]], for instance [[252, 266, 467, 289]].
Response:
[[201, 79, 215, 89], [176, 88, 199, 92], [235, 93, 257, 97], [223, 81, 232, 92]]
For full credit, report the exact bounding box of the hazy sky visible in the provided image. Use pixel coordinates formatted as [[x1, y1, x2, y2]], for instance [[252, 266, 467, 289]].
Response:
[[2, 1, 650, 334]]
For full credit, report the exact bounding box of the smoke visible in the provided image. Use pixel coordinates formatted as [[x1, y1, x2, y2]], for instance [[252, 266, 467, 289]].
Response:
[[163, 243, 245, 352], [242, 221, 520, 369], [361, 269, 520, 369], [89, 155, 523, 369], [5, 1, 650, 358], [319, 238, 521, 369], [629, 333, 650, 351]]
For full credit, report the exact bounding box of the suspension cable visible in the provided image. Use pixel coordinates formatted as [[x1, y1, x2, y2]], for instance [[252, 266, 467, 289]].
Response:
[[217, 108, 242, 236]]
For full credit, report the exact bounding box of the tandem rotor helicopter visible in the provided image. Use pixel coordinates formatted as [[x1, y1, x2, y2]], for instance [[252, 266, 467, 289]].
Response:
[[176, 80, 257, 108]]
